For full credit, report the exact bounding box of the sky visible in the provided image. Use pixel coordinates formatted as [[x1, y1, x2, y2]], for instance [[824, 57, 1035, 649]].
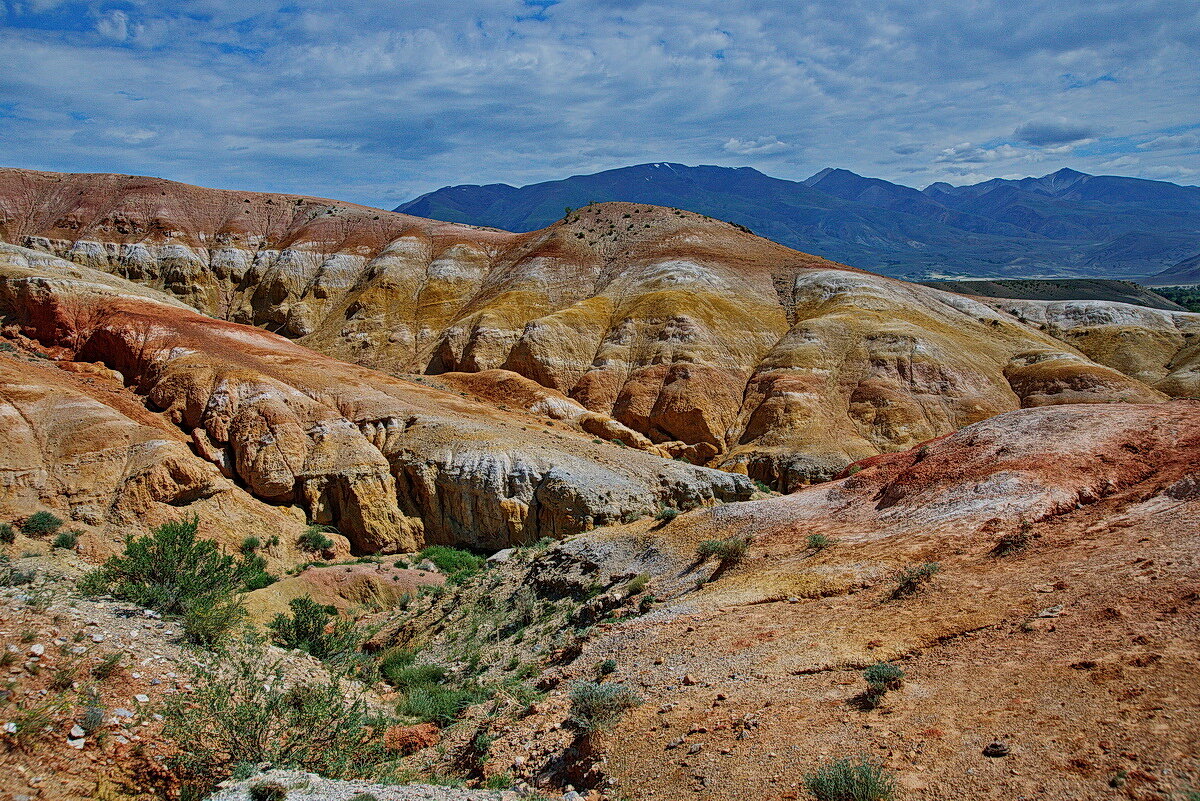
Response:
[[0, 0, 1198, 209]]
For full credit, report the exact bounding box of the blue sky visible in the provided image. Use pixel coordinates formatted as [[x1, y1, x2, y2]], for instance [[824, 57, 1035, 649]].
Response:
[[0, 0, 1197, 208]]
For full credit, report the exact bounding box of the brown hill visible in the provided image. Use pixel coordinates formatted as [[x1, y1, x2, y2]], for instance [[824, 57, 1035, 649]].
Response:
[[381, 400, 1200, 800], [3, 169, 1196, 490]]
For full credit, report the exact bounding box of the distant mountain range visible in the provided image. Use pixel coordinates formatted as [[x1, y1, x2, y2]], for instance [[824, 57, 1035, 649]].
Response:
[[396, 164, 1200, 280]]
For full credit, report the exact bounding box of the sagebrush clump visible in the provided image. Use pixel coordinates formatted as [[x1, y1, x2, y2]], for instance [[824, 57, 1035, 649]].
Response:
[[696, 535, 752, 566], [805, 756, 897, 801], [861, 662, 905, 708], [160, 642, 393, 798], [568, 681, 642, 732], [890, 562, 940, 599]]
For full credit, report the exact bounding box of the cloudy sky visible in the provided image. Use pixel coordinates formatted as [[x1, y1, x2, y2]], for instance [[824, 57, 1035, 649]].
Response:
[[1, 0, 1197, 208]]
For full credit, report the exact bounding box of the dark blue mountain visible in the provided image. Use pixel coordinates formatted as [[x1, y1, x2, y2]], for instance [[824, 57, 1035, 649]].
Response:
[[396, 164, 1200, 279]]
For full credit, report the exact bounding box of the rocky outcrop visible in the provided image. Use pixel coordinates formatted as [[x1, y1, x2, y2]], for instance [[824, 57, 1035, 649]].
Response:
[[3, 169, 1195, 490], [980, 296, 1200, 398], [0, 244, 753, 551], [0, 345, 316, 561]]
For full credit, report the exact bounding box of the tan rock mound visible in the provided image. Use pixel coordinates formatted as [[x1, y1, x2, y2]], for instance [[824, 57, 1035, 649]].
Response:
[[0, 244, 752, 552]]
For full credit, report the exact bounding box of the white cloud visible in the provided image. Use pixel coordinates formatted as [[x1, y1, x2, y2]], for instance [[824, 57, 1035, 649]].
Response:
[[1138, 132, 1200, 150], [721, 136, 792, 155], [95, 10, 129, 41], [934, 142, 1025, 164], [0, 0, 1195, 203]]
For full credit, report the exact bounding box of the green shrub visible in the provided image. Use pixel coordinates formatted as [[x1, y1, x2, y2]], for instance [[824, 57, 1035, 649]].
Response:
[[807, 533, 837, 551], [595, 658, 617, 677], [861, 662, 905, 708], [752, 479, 774, 494], [398, 682, 486, 725], [805, 756, 897, 801], [183, 596, 247, 648], [0, 522, 14, 544], [249, 782, 287, 801], [623, 573, 650, 595], [298, 526, 335, 554], [568, 681, 642, 732], [268, 597, 359, 662], [992, 528, 1030, 556], [160, 642, 391, 798], [240, 536, 262, 554], [862, 662, 904, 689], [81, 517, 263, 616], [21, 511, 63, 536], [655, 506, 679, 524], [349, 794, 379, 801], [890, 562, 940, 599], [696, 535, 752, 566], [0, 555, 35, 587], [52, 530, 79, 550], [417, 545, 485, 585]]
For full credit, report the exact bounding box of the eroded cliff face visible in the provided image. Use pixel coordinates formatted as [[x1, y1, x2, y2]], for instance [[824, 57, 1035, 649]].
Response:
[[0, 244, 752, 552], [2, 168, 1195, 490]]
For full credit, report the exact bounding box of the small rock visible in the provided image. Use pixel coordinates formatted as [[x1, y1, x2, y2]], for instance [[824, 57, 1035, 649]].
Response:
[[67, 737, 85, 749], [666, 737, 685, 750], [113, 708, 134, 719], [682, 674, 699, 686], [69, 725, 85, 738], [90, 633, 105, 643], [487, 548, 515, 565], [983, 741, 1010, 757], [1037, 605, 1064, 618], [563, 792, 583, 801], [29, 644, 45, 657], [3, 722, 16, 734], [687, 743, 702, 755], [133, 694, 149, 704]]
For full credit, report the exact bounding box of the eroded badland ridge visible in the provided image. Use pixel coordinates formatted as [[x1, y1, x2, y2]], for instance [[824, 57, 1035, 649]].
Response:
[[0, 168, 1197, 800]]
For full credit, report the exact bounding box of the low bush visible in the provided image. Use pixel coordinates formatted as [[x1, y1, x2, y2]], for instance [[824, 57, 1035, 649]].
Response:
[[90, 652, 122, 681], [992, 527, 1031, 556], [655, 506, 679, 524], [52, 530, 79, 550], [807, 533, 837, 552], [21, 511, 63, 536], [0, 522, 14, 544], [623, 573, 650, 595], [696, 535, 752, 566], [0, 555, 35, 587], [890, 562, 940, 599], [183, 597, 247, 648], [80, 517, 264, 614], [568, 681, 642, 732], [269, 597, 360, 662], [160, 642, 392, 798], [298, 526, 335, 554], [240, 536, 262, 554], [417, 545, 486, 585], [80, 517, 270, 647], [861, 662, 904, 708], [805, 756, 897, 801]]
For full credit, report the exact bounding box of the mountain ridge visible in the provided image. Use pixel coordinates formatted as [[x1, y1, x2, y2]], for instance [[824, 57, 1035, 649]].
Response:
[[397, 163, 1200, 280]]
